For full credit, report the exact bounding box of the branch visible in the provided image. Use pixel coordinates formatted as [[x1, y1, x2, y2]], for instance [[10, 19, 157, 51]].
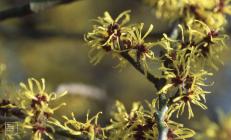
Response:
[[0, 4, 33, 21], [120, 52, 166, 90], [119, 44, 168, 140], [0, 0, 77, 21], [117, 19, 184, 91], [156, 95, 168, 140], [156, 106, 168, 140]]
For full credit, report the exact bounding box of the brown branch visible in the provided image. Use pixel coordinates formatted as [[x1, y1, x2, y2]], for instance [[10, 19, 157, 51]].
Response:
[[0, 4, 33, 21], [0, 0, 78, 21], [120, 52, 166, 90]]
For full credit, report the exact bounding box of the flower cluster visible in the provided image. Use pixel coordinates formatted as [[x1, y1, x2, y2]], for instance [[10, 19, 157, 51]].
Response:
[[144, 0, 231, 29], [127, 23, 157, 72], [19, 78, 66, 140], [85, 10, 132, 65], [143, 0, 184, 19], [186, 20, 228, 70], [85, 11, 158, 73], [50, 112, 104, 140], [106, 100, 195, 140], [0, 0, 229, 138], [157, 20, 228, 119], [49, 99, 195, 140], [85, 10, 229, 139]]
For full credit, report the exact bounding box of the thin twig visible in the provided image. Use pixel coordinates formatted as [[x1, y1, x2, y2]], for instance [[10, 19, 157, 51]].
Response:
[[0, 4, 33, 21], [0, 0, 77, 21]]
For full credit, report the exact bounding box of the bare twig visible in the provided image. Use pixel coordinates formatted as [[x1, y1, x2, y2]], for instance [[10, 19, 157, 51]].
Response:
[[0, 0, 78, 21], [0, 4, 33, 21]]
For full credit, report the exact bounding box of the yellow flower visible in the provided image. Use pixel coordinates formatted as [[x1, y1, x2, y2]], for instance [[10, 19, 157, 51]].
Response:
[[85, 11, 158, 73], [144, 0, 231, 29], [159, 51, 212, 119], [19, 78, 66, 140], [128, 23, 158, 73], [187, 20, 228, 70], [107, 100, 195, 139], [143, 0, 184, 19], [85, 10, 132, 65], [158, 22, 217, 119], [49, 112, 104, 140]]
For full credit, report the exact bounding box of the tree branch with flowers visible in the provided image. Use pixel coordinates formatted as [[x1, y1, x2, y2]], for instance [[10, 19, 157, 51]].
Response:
[[0, 0, 231, 140]]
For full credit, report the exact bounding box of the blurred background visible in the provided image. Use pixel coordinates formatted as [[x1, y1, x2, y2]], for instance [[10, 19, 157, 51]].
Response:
[[0, 0, 231, 136]]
